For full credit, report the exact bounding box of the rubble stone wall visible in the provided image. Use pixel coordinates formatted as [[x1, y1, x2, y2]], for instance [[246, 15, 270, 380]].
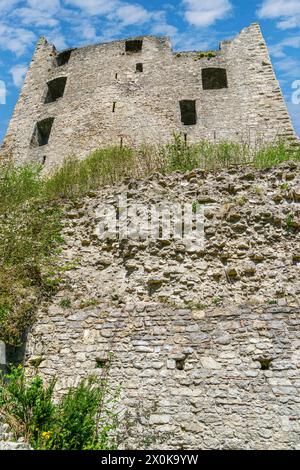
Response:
[[19, 162, 300, 449]]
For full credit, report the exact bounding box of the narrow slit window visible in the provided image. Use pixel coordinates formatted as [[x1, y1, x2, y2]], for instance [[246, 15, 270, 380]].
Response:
[[202, 68, 228, 90], [44, 77, 67, 103], [56, 50, 72, 67], [136, 63, 143, 73], [125, 40, 143, 53], [31, 118, 54, 147], [180, 100, 197, 126], [112, 102, 116, 112]]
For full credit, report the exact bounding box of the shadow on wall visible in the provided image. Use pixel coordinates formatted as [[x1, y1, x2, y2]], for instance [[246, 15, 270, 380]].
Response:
[[0, 335, 28, 373]]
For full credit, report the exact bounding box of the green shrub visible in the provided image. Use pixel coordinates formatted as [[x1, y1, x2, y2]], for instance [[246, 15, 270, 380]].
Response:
[[161, 134, 200, 172], [0, 366, 119, 450]]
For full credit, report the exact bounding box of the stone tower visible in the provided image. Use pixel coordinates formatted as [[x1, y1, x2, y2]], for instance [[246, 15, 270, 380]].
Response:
[[0, 23, 297, 171]]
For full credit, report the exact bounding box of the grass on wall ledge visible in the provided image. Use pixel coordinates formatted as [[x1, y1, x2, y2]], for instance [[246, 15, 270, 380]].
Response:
[[0, 137, 299, 346]]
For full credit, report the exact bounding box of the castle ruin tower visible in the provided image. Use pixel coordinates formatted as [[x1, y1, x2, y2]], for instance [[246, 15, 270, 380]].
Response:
[[0, 23, 297, 171]]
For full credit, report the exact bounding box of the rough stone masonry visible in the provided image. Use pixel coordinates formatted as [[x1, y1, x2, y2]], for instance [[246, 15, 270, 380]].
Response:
[[5, 162, 298, 450], [0, 23, 298, 172]]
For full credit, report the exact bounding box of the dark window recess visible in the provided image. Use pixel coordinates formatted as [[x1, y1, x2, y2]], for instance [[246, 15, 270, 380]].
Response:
[[96, 358, 108, 369], [258, 358, 273, 371], [125, 39, 143, 53], [31, 118, 54, 147], [42, 156, 47, 165], [202, 68, 228, 90], [112, 102, 116, 112], [136, 63, 143, 72], [180, 100, 197, 126], [176, 358, 186, 371], [56, 50, 72, 67], [44, 77, 67, 103]]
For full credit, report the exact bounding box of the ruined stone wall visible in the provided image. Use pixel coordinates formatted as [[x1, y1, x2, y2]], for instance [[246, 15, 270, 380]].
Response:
[[1, 23, 297, 172], [19, 162, 300, 450]]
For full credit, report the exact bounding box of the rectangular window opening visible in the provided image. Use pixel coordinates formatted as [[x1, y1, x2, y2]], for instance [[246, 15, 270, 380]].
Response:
[[202, 68, 228, 90], [112, 102, 116, 113], [31, 118, 54, 147], [136, 63, 143, 73], [180, 100, 197, 126], [56, 50, 72, 67], [125, 39, 143, 53], [45, 77, 67, 103]]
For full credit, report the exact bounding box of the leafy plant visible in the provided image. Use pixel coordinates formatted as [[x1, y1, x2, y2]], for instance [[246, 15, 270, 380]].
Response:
[[59, 298, 71, 309], [285, 213, 295, 230], [0, 366, 120, 450]]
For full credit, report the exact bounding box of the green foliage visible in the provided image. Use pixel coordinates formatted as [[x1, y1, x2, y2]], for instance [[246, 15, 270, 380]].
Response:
[[59, 298, 71, 309], [212, 296, 222, 305], [252, 140, 297, 168], [161, 134, 200, 172], [285, 213, 295, 230], [0, 366, 119, 450], [0, 164, 63, 345], [44, 147, 136, 200], [0, 365, 56, 444], [196, 51, 217, 59], [0, 164, 43, 211]]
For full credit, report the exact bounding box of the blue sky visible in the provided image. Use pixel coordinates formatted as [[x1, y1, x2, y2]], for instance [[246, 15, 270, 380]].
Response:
[[0, 0, 299, 143]]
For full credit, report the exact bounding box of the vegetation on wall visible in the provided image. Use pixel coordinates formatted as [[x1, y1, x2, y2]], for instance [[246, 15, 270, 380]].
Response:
[[0, 365, 120, 450], [0, 137, 299, 346]]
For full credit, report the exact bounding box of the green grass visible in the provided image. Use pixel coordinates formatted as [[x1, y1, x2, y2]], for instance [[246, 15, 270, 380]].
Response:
[[0, 137, 299, 346]]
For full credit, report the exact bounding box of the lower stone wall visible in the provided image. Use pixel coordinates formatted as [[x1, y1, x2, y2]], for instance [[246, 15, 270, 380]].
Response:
[[18, 163, 300, 449], [23, 302, 300, 450]]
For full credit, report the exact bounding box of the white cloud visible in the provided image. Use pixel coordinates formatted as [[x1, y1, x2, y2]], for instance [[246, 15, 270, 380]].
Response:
[[0, 24, 36, 55], [183, 0, 233, 27], [14, 8, 60, 27], [275, 57, 300, 77], [27, 0, 61, 13], [72, 20, 98, 42], [46, 30, 68, 50], [151, 21, 178, 38], [258, 0, 300, 29], [64, 0, 118, 16], [10, 63, 28, 87], [269, 36, 300, 58], [0, 0, 19, 13], [113, 4, 150, 26]]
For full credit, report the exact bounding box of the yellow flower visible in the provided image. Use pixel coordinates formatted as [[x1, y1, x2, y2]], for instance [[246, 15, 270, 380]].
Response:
[[42, 431, 52, 440]]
